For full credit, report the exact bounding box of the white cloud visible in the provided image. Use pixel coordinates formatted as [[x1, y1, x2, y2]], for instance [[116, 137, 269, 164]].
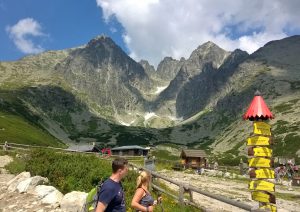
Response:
[[96, 0, 300, 67], [6, 18, 45, 54]]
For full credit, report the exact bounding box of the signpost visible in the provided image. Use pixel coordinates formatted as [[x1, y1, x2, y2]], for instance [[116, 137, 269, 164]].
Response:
[[243, 91, 276, 211], [247, 136, 272, 146], [144, 158, 155, 171]]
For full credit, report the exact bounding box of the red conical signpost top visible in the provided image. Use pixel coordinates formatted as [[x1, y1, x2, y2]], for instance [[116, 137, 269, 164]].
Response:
[[243, 91, 274, 121]]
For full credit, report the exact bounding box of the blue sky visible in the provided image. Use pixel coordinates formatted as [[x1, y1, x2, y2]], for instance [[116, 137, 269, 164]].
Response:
[[0, 0, 127, 61], [1, 0, 300, 66]]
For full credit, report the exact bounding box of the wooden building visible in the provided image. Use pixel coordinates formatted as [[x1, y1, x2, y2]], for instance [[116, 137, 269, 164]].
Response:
[[180, 149, 207, 168], [111, 145, 150, 156]]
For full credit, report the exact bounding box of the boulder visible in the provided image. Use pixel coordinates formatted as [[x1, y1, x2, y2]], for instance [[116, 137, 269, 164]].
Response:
[[33, 185, 64, 205], [0, 168, 9, 174], [17, 176, 48, 193], [60, 191, 88, 212], [237, 175, 247, 179], [224, 172, 231, 178], [216, 171, 223, 177], [7, 172, 31, 192], [206, 170, 218, 177], [41, 189, 64, 205], [33, 185, 57, 198]]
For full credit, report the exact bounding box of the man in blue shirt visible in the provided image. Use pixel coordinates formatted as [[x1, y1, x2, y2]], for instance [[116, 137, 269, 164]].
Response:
[[96, 157, 128, 212]]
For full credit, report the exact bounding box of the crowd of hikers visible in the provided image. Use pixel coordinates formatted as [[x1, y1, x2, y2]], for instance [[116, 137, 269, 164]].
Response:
[[87, 157, 162, 212], [274, 160, 299, 190]]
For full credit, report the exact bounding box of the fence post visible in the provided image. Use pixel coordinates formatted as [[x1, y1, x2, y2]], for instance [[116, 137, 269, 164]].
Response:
[[187, 188, 193, 202], [178, 184, 184, 205], [188, 189, 193, 202]]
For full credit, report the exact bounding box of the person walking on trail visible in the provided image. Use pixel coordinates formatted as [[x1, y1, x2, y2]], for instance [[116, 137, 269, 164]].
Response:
[[3, 141, 8, 151], [131, 171, 162, 212], [286, 160, 295, 191], [213, 161, 218, 170], [275, 164, 286, 184], [96, 157, 128, 212]]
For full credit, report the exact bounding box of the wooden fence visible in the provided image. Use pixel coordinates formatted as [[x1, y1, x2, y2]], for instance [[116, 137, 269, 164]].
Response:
[[129, 163, 256, 211]]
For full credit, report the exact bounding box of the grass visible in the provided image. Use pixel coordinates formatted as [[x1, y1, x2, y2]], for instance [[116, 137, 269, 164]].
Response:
[[275, 192, 300, 203], [290, 81, 300, 90], [151, 149, 179, 161], [152, 180, 200, 212], [273, 133, 300, 161], [217, 153, 247, 166], [225, 139, 244, 156], [273, 102, 294, 113], [0, 110, 66, 148]]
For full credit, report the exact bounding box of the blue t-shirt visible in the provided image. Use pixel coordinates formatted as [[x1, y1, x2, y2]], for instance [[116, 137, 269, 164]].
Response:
[[98, 178, 126, 212]]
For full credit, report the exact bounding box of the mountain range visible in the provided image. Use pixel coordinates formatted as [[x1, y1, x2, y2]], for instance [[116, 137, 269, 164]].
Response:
[[0, 35, 299, 160]]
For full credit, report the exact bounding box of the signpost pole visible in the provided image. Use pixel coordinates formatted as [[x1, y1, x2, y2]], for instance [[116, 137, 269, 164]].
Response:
[[243, 91, 276, 212]]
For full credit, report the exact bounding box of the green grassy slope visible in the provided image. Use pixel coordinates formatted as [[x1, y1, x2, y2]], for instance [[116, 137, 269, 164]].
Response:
[[0, 110, 66, 147]]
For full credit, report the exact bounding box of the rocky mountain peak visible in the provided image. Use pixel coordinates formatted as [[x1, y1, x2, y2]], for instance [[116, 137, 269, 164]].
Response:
[[188, 41, 230, 69], [87, 34, 113, 46], [156, 56, 184, 81], [139, 59, 155, 74], [251, 35, 300, 66]]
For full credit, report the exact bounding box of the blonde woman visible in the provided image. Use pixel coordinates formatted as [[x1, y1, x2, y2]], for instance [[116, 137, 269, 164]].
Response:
[[131, 171, 162, 212]]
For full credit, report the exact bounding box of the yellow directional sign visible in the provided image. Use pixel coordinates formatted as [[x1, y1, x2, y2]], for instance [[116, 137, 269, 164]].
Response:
[[248, 147, 272, 157], [252, 191, 276, 204], [247, 136, 271, 146], [249, 168, 275, 179], [253, 121, 271, 136], [249, 157, 273, 168], [249, 180, 275, 192], [260, 204, 277, 212]]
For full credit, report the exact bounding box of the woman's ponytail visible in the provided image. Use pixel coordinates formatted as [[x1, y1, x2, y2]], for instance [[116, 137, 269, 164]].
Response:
[[136, 171, 150, 188]]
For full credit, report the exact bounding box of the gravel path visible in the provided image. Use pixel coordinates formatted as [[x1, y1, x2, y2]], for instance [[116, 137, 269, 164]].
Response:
[[158, 170, 300, 212]]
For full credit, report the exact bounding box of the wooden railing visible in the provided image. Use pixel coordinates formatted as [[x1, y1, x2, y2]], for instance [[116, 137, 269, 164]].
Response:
[[128, 163, 256, 211]]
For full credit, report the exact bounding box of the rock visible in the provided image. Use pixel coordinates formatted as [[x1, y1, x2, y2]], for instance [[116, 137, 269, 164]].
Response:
[[33, 185, 57, 198], [0, 155, 13, 168], [7, 171, 31, 192], [206, 170, 217, 177], [41, 189, 64, 205], [33, 185, 63, 204], [224, 172, 231, 178], [17, 176, 48, 193], [217, 171, 223, 177], [237, 175, 247, 179], [60, 191, 88, 212], [0, 168, 9, 174], [232, 173, 237, 179]]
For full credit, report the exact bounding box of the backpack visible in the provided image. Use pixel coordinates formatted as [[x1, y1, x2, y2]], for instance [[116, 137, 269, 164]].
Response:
[[84, 180, 104, 212]]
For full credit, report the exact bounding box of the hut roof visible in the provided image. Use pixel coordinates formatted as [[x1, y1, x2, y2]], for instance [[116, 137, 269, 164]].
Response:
[[181, 149, 207, 158], [111, 145, 148, 151]]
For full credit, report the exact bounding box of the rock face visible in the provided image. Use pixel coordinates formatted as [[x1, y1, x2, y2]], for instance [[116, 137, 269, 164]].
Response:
[[56, 35, 151, 113], [174, 49, 249, 118], [139, 59, 156, 77], [156, 57, 184, 81], [153, 41, 232, 117]]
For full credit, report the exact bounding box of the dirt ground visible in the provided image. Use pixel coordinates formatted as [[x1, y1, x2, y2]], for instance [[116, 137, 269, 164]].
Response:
[[158, 170, 300, 212]]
